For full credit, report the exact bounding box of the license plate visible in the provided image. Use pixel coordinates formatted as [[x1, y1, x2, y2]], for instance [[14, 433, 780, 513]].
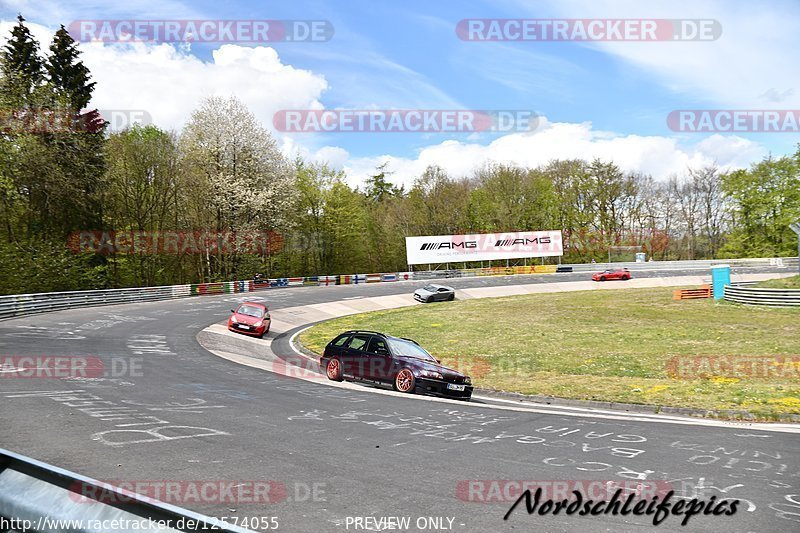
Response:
[[239, 325, 251, 330], [447, 383, 465, 391]]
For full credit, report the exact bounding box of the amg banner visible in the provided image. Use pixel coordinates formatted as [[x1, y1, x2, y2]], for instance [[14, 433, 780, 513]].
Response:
[[405, 231, 563, 265]]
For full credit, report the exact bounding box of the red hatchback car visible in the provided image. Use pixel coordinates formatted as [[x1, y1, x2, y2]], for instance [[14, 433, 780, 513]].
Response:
[[592, 268, 631, 281], [228, 302, 270, 338]]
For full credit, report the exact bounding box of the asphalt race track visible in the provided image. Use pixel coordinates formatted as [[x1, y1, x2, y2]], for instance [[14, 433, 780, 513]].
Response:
[[1, 267, 798, 532]]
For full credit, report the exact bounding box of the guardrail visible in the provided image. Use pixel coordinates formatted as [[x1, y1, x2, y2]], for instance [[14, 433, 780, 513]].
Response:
[[412, 257, 798, 277], [0, 285, 192, 320], [724, 284, 800, 307], [0, 257, 795, 320], [0, 448, 250, 533]]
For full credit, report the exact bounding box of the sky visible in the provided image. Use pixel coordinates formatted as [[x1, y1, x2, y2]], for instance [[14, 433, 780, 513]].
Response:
[[1, 0, 798, 188]]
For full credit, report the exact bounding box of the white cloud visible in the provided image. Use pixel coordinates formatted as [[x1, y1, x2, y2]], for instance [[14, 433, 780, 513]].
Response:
[[534, 0, 800, 108], [81, 42, 328, 133], [0, 15, 772, 192], [0, 20, 329, 134], [337, 119, 767, 188]]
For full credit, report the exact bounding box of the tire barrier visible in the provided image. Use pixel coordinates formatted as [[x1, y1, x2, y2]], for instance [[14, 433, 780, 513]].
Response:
[[724, 285, 800, 307]]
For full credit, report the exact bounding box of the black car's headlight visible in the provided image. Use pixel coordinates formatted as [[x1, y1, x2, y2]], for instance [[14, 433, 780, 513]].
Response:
[[464, 376, 472, 385], [419, 370, 443, 380]]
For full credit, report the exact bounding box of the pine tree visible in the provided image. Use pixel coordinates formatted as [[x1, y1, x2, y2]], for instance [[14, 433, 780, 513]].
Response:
[[0, 15, 45, 106], [47, 25, 94, 110]]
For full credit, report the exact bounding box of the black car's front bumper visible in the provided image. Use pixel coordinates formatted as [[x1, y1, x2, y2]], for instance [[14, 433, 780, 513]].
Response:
[[416, 377, 473, 399]]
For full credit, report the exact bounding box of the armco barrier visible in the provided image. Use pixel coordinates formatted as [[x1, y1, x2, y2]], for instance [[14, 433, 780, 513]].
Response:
[[724, 285, 800, 307], [0, 285, 189, 320], [0, 448, 249, 533], [0, 257, 794, 320]]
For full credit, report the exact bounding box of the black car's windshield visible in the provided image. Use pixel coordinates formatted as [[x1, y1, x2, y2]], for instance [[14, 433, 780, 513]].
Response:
[[387, 338, 437, 362], [237, 305, 264, 318], [422, 285, 437, 292]]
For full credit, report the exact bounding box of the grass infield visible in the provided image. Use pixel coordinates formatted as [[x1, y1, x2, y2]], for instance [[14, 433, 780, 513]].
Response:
[[299, 287, 800, 419], [755, 275, 800, 289]]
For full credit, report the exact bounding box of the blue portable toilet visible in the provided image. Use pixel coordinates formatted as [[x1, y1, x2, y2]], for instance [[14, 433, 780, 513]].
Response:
[[711, 265, 731, 300]]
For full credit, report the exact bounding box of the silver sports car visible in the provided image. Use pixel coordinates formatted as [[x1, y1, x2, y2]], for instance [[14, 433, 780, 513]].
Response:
[[413, 284, 456, 303]]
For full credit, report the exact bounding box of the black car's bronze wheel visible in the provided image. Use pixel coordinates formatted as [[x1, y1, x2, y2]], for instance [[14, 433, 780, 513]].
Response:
[[326, 358, 343, 381], [394, 368, 416, 393]]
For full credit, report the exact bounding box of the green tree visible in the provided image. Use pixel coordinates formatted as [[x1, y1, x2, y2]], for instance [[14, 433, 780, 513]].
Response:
[[180, 96, 294, 281], [0, 15, 45, 107], [46, 25, 95, 110], [365, 162, 402, 203], [721, 153, 800, 257], [102, 125, 181, 286]]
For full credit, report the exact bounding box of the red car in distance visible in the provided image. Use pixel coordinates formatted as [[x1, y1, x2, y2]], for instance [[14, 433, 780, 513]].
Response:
[[228, 302, 270, 338], [592, 268, 632, 281]]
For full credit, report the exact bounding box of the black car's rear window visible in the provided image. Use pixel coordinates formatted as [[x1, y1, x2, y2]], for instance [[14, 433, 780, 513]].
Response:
[[346, 335, 370, 350], [367, 337, 389, 355], [330, 334, 350, 347]]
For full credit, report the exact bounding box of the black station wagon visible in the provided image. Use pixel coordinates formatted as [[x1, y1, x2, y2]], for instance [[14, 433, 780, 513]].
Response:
[[320, 330, 473, 400]]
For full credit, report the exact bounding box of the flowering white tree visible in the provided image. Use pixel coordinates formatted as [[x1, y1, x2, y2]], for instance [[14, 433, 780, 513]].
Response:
[[180, 95, 295, 279]]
